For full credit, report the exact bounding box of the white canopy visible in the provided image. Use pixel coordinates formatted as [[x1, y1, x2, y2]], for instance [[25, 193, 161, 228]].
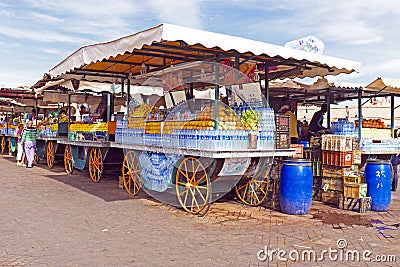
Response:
[[48, 23, 360, 82]]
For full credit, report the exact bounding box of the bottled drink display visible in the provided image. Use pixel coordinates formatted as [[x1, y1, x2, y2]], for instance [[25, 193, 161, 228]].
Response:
[[331, 118, 357, 136], [139, 152, 179, 192]]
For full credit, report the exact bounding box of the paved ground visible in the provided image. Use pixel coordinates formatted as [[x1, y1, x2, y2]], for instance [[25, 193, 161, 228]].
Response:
[[0, 155, 399, 267]]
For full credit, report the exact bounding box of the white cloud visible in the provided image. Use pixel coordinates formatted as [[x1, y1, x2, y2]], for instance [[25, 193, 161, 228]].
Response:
[[39, 48, 63, 55], [362, 59, 400, 78], [145, 0, 203, 28], [0, 25, 93, 44], [30, 12, 63, 23], [0, 9, 15, 17]]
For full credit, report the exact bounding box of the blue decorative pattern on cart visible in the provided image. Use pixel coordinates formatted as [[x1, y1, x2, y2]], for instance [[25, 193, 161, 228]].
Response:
[[139, 152, 180, 192]]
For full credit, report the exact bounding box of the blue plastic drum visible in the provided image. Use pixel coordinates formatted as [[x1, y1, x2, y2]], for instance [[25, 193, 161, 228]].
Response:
[[365, 159, 392, 212], [280, 159, 313, 215]]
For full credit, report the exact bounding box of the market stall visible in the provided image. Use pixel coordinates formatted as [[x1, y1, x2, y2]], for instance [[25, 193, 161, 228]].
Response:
[[44, 23, 360, 214], [268, 77, 399, 213], [38, 83, 127, 181]]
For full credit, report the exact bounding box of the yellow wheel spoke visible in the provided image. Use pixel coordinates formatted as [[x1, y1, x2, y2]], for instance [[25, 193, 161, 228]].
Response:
[[178, 169, 190, 181], [184, 160, 189, 181], [241, 183, 249, 200], [195, 185, 208, 189], [191, 188, 200, 211], [195, 186, 207, 203], [183, 189, 189, 206], [236, 182, 248, 191], [196, 173, 207, 184], [250, 183, 261, 204], [190, 188, 196, 212]]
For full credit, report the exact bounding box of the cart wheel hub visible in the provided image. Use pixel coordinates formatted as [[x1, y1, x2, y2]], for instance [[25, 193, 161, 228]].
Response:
[[185, 182, 193, 188]]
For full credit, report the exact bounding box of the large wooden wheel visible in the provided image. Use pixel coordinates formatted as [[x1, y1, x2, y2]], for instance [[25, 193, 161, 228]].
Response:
[[122, 151, 141, 195], [64, 145, 74, 174], [46, 141, 55, 169], [234, 177, 269, 206], [1, 136, 5, 154], [175, 157, 210, 214], [89, 147, 103, 183]]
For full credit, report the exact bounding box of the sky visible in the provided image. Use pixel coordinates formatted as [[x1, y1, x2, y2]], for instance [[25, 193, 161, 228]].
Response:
[[1, 0, 400, 89]]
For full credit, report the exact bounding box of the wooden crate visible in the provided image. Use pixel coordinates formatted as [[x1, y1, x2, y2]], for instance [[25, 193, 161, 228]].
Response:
[[322, 165, 353, 178], [290, 144, 303, 158], [322, 178, 343, 192], [343, 174, 363, 184], [344, 183, 367, 198], [339, 195, 371, 213], [322, 191, 341, 205]]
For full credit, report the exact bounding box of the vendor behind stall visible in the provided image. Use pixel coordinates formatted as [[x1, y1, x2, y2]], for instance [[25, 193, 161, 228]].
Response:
[[308, 103, 328, 139]]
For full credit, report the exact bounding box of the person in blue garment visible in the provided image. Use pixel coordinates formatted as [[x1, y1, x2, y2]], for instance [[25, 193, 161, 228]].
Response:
[[308, 103, 328, 140]]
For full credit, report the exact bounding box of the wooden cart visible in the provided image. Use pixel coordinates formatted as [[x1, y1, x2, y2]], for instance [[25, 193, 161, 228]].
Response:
[[58, 140, 124, 183], [112, 142, 294, 214], [36, 137, 67, 169]]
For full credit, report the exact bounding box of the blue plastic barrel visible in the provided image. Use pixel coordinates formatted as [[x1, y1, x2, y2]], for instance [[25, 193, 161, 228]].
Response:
[[365, 159, 392, 212], [280, 159, 313, 215]]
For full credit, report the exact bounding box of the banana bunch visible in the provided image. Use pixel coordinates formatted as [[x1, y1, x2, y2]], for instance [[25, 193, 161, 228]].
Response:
[[240, 109, 260, 130]]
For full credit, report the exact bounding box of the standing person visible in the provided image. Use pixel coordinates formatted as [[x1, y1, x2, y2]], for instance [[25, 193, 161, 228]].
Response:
[[278, 104, 298, 144], [16, 123, 25, 167], [308, 103, 328, 139], [21, 121, 37, 168]]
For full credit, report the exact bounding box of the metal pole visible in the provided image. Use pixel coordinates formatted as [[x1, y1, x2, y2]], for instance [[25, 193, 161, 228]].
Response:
[[327, 91, 331, 128], [23, 107, 26, 127], [67, 92, 71, 137], [126, 79, 130, 116], [35, 98, 38, 127], [391, 94, 395, 137], [121, 78, 125, 97], [214, 57, 220, 130], [358, 89, 362, 138], [264, 62, 269, 106], [107, 92, 111, 122]]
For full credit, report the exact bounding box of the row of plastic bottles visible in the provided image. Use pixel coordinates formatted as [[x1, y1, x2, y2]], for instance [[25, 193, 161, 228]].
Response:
[[138, 152, 178, 192], [116, 127, 277, 150], [40, 129, 57, 137], [1, 128, 15, 135], [115, 128, 145, 144], [116, 120, 129, 129], [360, 138, 400, 153], [331, 118, 356, 136]]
